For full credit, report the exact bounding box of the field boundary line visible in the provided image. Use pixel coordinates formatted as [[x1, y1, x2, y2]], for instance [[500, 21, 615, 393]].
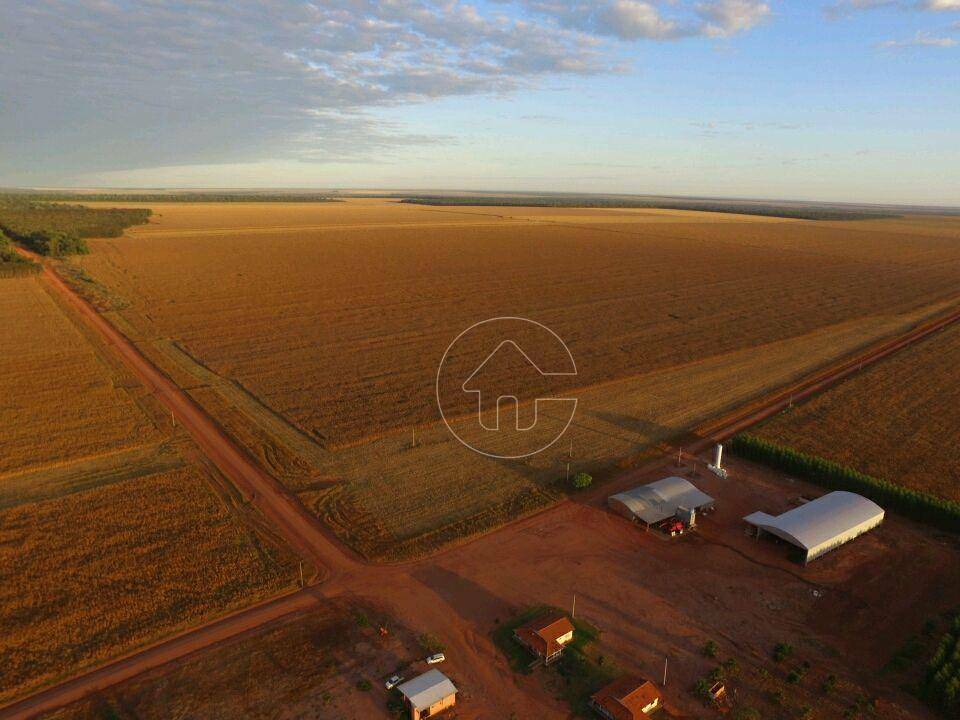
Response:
[[0, 589, 319, 720]]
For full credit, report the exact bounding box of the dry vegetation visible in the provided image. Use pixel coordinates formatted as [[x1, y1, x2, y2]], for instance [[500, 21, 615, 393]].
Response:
[[46, 600, 420, 720], [69, 200, 960, 559], [0, 276, 159, 474], [0, 465, 296, 704], [755, 319, 960, 503], [0, 272, 298, 703]]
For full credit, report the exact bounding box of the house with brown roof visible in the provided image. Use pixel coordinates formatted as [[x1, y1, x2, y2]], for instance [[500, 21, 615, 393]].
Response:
[[589, 676, 662, 719], [513, 611, 575, 665]]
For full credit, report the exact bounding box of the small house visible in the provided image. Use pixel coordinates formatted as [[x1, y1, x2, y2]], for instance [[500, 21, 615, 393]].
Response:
[[513, 611, 575, 665], [396, 669, 458, 720], [590, 676, 662, 719]]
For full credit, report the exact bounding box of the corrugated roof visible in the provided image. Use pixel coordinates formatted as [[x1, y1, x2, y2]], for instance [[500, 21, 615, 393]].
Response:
[[396, 670, 457, 710], [608, 476, 714, 524], [744, 491, 884, 551], [591, 676, 661, 720]]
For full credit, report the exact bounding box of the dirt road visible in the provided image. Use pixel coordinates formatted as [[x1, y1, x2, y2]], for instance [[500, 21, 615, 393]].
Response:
[[16, 250, 357, 582], [4, 246, 960, 719]]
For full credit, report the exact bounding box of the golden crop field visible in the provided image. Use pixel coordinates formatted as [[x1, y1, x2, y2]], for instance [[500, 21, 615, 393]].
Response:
[[0, 464, 296, 704], [45, 600, 417, 720], [70, 200, 960, 558], [0, 273, 297, 703], [0, 276, 158, 474], [754, 319, 960, 503]]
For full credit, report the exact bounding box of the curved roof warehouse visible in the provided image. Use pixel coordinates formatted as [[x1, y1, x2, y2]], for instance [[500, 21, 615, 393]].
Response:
[[744, 491, 884, 564], [608, 476, 715, 526]]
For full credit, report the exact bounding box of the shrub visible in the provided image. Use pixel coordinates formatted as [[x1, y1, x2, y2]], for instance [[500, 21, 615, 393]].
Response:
[[418, 633, 445, 654], [572, 472, 592, 489], [356, 678, 372, 691], [774, 642, 794, 662], [703, 640, 719, 658]]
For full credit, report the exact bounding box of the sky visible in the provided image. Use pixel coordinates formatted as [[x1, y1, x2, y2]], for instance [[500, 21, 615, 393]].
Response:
[[1, 0, 958, 204]]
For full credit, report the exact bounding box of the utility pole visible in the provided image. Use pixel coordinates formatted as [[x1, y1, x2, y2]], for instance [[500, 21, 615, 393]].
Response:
[[663, 656, 668, 686], [569, 439, 573, 458], [171, 411, 176, 428], [299, 560, 304, 588], [412, 428, 416, 448], [566, 462, 570, 483], [677, 447, 682, 466], [572, 594, 576, 619]]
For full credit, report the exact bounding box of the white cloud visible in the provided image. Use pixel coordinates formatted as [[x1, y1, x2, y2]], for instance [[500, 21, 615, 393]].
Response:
[[924, 0, 960, 10], [697, 0, 772, 38], [877, 30, 958, 46], [0, 0, 773, 183]]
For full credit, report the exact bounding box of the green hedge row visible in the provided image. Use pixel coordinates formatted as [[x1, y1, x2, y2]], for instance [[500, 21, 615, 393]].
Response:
[[0, 229, 41, 276], [729, 434, 960, 533], [923, 616, 960, 716]]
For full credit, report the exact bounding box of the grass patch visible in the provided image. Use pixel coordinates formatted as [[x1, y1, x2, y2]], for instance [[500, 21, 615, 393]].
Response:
[[492, 605, 614, 716]]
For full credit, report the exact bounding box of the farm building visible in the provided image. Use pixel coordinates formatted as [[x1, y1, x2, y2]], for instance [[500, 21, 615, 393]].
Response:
[[744, 491, 884, 564], [396, 669, 458, 720], [513, 611, 575, 665], [589, 675, 662, 719], [608, 476, 714, 527]]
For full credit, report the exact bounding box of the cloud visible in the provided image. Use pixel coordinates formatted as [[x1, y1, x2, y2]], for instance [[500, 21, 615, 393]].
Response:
[[696, 0, 772, 38], [827, 0, 960, 17], [0, 1, 772, 183], [518, 0, 770, 40], [877, 30, 958, 46]]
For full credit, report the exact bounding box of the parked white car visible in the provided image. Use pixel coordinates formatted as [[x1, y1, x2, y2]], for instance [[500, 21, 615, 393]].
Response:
[[384, 675, 403, 690], [425, 653, 445, 665]]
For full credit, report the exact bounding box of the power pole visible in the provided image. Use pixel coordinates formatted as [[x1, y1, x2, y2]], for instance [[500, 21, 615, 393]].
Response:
[[299, 560, 304, 588], [566, 462, 570, 483], [572, 594, 576, 619], [412, 428, 416, 448], [569, 439, 573, 458], [663, 656, 668, 686], [171, 411, 176, 428]]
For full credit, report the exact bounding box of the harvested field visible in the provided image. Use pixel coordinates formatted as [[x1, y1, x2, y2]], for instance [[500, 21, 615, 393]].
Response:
[[44, 600, 424, 720], [69, 201, 960, 557], [0, 269, 299, 705], [754, 319, 960, 503], [0, 464, 297, 704], [79, 202, 960, 447], [0, 276, 159, 474]]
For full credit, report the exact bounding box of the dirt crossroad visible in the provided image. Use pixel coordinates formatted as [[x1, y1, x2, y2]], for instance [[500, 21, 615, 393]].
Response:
[[3, 247, 960, 719]]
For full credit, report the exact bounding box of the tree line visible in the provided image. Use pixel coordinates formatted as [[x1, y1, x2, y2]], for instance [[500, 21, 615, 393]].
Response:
[[729, 434, 960, 533], [0, 229, 41, 277], [0, 198, 152, 257], [924, 615, 960, 716]]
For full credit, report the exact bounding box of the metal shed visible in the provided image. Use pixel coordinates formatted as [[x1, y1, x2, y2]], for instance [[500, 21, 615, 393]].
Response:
[[396, 669, 458, 720], [608, 476, 715, 525], [744, 491, 884, 564]]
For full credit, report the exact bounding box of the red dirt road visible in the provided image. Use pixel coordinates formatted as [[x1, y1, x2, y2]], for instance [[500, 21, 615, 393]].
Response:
[[4, 247, 960, 719], [17, 250, 356, 581]]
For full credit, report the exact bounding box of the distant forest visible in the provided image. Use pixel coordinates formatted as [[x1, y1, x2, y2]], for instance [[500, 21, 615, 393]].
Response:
[[7, 192, 341, 203], [0, 197, 152, 259], [400, 195, 902, 221]]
